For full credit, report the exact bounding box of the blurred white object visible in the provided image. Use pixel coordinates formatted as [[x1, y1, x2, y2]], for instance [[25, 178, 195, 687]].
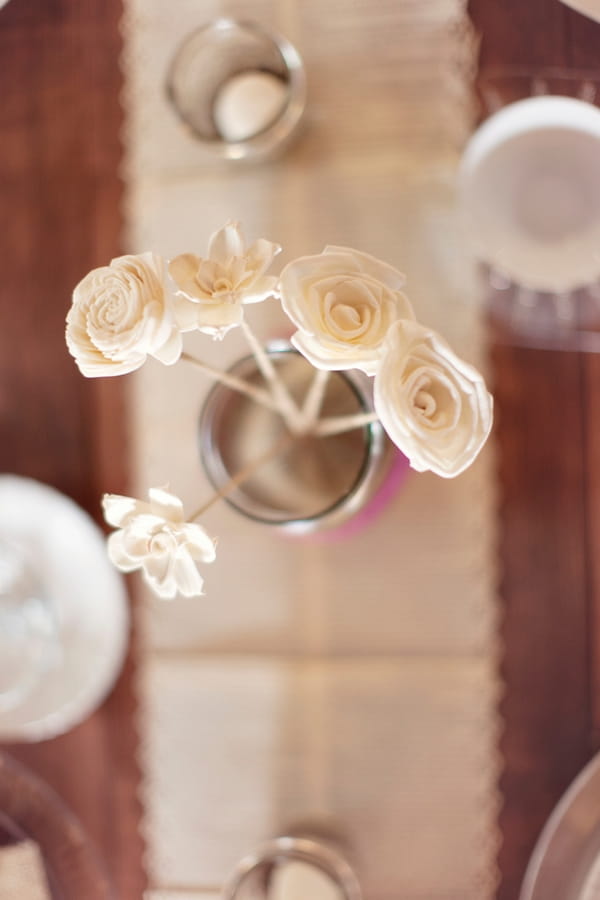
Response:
[[521, 751, 600, 899], [559, 0, 600, 23], [213, 71, 288, 143], [0, 476, 129, 741], [459, 95, 600, 292]]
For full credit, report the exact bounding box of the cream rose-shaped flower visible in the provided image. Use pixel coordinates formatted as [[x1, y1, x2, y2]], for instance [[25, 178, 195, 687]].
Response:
[[279, 246, 414, 374], [374, 319, 493, 478], [102, 488, 217, 600], [66, 252, 182, 377], [168, 221, 281, 339]]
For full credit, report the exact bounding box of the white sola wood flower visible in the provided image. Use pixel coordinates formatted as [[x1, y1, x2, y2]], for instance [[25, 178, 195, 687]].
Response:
[[102, 488, 216, 599], [279, 246, 414, 374], [66, 252, 182, 377], [374, 319, 493, 478], [168, 221, 281, 338]]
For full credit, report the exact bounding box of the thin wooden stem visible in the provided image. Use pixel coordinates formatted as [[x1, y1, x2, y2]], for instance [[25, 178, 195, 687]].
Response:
[[313, 411, 379, 437], [180, 352, 278, 411], [301, 368, 330, 428], [190, 430, 296, 520], [241, 322, 302, 431]]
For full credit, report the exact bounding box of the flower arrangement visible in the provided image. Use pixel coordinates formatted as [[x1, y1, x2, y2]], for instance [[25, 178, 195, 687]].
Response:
[[66, 221, 493, 599]]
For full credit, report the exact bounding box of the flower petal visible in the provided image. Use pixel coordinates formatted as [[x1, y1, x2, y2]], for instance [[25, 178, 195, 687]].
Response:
[[280, 252, 367, 311], [73, 352, 147, 378], [171, 293, 202, 332], [374, 319, 492, 477], [150, 326, 182, 366], [102, 493, 144, 527], [148, 487, 185, 522], [172, 550, 206, 597], [169, 253, 204, 298], [102, 487, 218, 600], [245, 238, 282, 277], [241, 275, 280, 304], [107, 530, 140, 572], [195, 301, 244, 338], [142, 548, 172, 581], [208, 221, 245, 264], [66, 251, 177, 378], [291, 331, 381, 375], [280, 247, 414, 375], [144, 565, 179, 600], [323, 246, 407, 290], [180, 522, 217, 563]]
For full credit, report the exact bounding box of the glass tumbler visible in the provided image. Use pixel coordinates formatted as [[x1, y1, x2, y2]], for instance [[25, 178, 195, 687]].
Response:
[[166, 18, 306, 162], [199, 343, 406, 538], [222, 834, 362, 900]]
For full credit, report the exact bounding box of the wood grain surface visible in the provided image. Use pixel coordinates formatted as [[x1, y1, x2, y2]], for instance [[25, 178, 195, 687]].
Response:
[[0, 1, 145, 897], [469, 1, 600, 897]]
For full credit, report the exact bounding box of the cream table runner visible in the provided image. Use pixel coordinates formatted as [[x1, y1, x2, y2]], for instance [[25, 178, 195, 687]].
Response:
[[121, 1, 501, 897]]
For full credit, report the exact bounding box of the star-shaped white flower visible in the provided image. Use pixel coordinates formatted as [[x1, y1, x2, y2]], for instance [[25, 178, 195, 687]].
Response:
[[102, 488, 216, 599], [169, 221, 281, 339]]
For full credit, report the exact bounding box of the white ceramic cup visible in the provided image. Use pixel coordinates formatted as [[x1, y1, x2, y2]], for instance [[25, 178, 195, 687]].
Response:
[[0, 476, 129, 742], [459, 95, 600, 292]]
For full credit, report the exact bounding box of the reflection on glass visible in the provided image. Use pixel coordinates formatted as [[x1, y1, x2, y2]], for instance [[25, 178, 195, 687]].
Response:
[[222, 835, 362, 900], [199, 345, 401, 536], [0, 538, 59, 713], [166, 19, 306, 161]]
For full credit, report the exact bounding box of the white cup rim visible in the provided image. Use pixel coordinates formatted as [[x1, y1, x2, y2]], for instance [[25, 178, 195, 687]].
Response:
[[461, 95, 600, 173], [460, 95, 600, 292]]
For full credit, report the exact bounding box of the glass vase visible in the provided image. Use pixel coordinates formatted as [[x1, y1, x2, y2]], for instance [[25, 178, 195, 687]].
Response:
[[199, 343, 409, 538], [0, 476, 128, 742]]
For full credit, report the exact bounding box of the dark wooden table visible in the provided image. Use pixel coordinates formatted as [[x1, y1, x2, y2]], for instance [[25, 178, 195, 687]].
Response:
[[1, 0, 600, 897], [469, 2, 600, 897], [0, 1, 144, 897]]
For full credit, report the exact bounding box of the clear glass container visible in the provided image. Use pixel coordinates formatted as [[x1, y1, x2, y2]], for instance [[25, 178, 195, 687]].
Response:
[[222, 834, 362, 900], [199, 344, 406, 537], [166, 18, 306, 162]]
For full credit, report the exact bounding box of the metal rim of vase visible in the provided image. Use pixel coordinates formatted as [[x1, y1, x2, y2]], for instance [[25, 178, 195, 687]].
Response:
[[221, 835, 363, 900], [198, 343, 390, 535], [165, 18, 307, 162]]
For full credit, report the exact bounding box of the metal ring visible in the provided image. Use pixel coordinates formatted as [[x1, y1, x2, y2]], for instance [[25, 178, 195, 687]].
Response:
[[222, 835, 363, 900]]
